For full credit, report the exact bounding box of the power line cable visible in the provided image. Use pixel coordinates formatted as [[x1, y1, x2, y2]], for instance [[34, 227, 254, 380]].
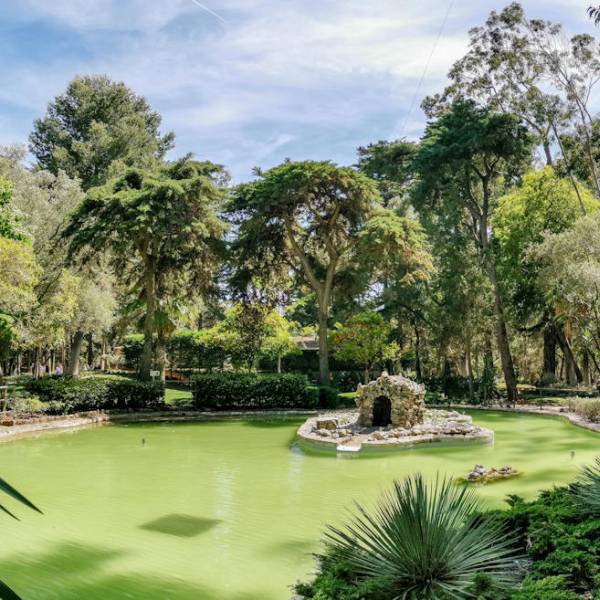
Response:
[[399, 0, 455, 138]]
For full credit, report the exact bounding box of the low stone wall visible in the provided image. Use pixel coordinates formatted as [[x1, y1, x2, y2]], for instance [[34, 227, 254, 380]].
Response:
[[0, 409, 318, 442]]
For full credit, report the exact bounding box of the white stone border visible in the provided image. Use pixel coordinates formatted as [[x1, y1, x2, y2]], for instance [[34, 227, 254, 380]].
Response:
[[0, 409, 318, 442], [2, 403, 599, 445], [296, 411, 494, 453]]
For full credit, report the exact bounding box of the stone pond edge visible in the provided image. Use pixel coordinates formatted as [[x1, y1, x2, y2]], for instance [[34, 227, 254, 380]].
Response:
[[1, 402, 600, 443]]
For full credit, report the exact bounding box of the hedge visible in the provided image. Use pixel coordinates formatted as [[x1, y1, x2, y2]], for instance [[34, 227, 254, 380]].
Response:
[[25, 376, 165, 413], [192, 373, 317, 410]]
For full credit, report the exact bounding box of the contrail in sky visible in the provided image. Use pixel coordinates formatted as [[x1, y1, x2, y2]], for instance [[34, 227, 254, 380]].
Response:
[[190, 0, 228, 25]]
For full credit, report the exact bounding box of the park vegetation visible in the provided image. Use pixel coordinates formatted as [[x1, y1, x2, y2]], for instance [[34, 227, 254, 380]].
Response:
[[2, 3, 600, 410]]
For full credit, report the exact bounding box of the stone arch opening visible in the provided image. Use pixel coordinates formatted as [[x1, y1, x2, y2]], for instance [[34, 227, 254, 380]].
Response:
[[372, 396, 392, 427]]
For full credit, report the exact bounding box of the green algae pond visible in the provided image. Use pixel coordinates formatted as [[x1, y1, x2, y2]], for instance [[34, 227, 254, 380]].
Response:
[[1, 409, 599, 599]]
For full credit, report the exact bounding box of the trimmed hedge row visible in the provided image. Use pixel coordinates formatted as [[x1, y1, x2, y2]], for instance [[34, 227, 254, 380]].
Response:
[[25, 376, 165, 413], [192, 373, 318, 410]]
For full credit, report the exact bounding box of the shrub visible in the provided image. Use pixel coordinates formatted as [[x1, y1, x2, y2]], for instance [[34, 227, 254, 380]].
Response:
[[565, 397, 600, 423], [320, 474, 519, 598], [331, 370, 362, 392], [25, 376, 165, 413], [317, 385, 339, 408], [192, 373, 316, 410], [571, 456, 600, 515], [7, 394, 45, 415]]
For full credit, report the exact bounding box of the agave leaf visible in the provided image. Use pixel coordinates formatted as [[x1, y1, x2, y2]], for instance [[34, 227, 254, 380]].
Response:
[[0, 503, 19, 521], [324, 473, 520, 598], [0, 478, 42, 514], [0, 579, 23, 599], [571, 455, 600, 514]]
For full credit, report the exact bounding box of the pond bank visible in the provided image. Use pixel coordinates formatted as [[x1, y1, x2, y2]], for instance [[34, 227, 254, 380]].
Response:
[[1, 402, 599, 443], [0, 408, 318, 442]]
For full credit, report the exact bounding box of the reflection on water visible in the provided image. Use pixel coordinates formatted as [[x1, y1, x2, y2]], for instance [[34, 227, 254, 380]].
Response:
[[0, 411, 598, 599]]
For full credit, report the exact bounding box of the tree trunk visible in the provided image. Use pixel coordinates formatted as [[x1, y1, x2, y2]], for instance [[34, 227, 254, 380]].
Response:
[[555, 325, 582, 385], [277, 354, 282, 374], [139, 267, 156, 381], [486, 261, 518, 405], [466, 337, 474, 403], [100, 337, 107, 371], [582, 351, 591, 387], [542, 325, 557, 384], [414, 323, 422, 381], [156, 333, 167, 383], [86, 333, 94, 369], [317, 310, 330, 385], [67, 331, 85, 377]]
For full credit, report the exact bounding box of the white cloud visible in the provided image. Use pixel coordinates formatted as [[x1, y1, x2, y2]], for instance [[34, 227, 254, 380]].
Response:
[[0, 0, 598, 179]]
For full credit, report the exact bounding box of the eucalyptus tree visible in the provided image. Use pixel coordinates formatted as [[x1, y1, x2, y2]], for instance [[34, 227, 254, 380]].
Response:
[[228, 161, 380, 383], [30, 75, 174, 190], [413, 100, 533, 404], [423, 2, 559, 166], [494, 168, 598, 384], [66, 278, 116, 376], [531, 213, 600, 379], [426, 2, 599, 205], [64, 159, 227, 380]]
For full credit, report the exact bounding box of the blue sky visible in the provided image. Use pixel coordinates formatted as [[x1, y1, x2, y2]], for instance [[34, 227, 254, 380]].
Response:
[[0, 0, 596, 181]]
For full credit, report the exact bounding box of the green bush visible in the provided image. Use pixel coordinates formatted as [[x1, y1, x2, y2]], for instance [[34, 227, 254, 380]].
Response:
[[318, 385, 339, 408], [565, 397, 600, 423], [296, 475, 600, 599], [192, 373, 316, 410], [25, 376, 165, 413], [331, 370, 362, 393]]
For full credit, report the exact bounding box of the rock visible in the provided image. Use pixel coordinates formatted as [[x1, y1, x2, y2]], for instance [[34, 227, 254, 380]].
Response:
[[316, 418, 338, 431], [356, 373, 426, 429]]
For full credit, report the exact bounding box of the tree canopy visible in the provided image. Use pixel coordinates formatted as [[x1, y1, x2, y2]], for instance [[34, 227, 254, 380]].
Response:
[[30, 75, 175, 190]]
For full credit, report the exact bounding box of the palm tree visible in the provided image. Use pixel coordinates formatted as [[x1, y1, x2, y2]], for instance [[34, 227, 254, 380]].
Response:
[[571, 456, 600, 514], [588, 5, 600, 24], [0, 478, 41, 599], [325, 474, 519, 599]]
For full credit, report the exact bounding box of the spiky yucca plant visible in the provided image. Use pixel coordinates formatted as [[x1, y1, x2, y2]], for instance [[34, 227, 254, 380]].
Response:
[[571, 456, 600, 514], [325, 474, 519, 599], [0, 477, 41, 599]]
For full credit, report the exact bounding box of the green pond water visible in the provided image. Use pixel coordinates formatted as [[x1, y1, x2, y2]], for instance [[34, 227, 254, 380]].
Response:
[[1, 410, 600, 599]]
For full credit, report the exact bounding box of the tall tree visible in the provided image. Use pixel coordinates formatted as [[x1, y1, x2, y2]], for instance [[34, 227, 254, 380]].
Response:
[[64, 159, 227, 380], [413, 100, 533, 404], [30, 75, 175, 190], [228, 161, 380, 383], [493, 167, 598, 384]]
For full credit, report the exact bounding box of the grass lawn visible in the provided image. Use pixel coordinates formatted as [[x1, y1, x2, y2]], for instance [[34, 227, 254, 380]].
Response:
[[165, 386, 192, 405]]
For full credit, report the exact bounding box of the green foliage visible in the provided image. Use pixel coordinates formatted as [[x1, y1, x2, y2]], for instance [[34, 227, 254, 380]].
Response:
[[322, 474, 518, 599], [122, 334, 145, 369], [192, 373, 315, 410], [571, 456, 600, 515], [298, 477, 600, 598], [294, 546, 390, 600], [356, 139, 418, 207], [314, 385, 339, 409], [25, 376, 165, 413], [0, 175, 25, 240], [331, 371, 363, 393], [64, 158, 227, 380], [565, 398, 600, 424], [30, 75, 175, 190], [228, 159, 381, 383], [330, 311, 398, 380], [493, 167, 597, 319]]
